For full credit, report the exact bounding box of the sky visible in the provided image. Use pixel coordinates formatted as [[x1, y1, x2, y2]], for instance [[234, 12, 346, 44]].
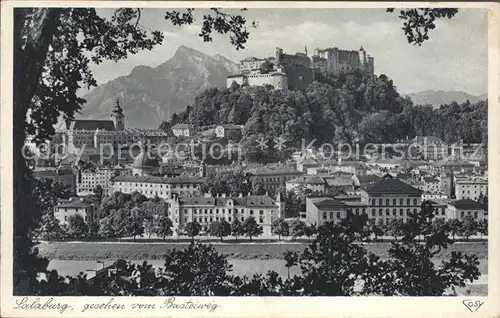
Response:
[[90, 8, 488, 96]]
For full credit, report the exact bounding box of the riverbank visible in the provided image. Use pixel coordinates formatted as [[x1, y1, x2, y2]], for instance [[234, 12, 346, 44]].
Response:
[[37, 240, 488, 261]]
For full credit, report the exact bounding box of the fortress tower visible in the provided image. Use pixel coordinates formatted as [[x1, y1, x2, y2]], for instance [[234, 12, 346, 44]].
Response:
[[359, 46, 366, 67]]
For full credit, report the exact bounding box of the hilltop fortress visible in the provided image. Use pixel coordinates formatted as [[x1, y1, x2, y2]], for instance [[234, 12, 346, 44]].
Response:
[[227, 45, 375, 90]]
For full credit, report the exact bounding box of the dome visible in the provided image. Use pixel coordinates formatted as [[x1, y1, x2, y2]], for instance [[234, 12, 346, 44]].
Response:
[[133, 151, 159, 168]]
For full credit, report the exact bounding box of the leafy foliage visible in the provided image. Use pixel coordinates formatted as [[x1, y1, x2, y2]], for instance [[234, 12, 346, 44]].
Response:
[[32, 178, 73, 219], [284, 191, 304, 218], [242, 216, 263, 242], [271, 218, 289, 240], [67, 215, 88, 239], [231, 218, 244, 240], [129, 215, 145, 241], [386, 218, 405, 240], [289, 219, 308, 240], [165, 8, 257, 50], [185, 221, 202, 240], [154, 215, 174, 241], [477, 218, 488, 238], [458, 216, 478, 241], [210, 219, 231, 242], [387, 8, 459, 46], [259, 59, 274, 74], [32, 213, 64, 241], [380, 202, 481, 296], [200, 170, 252, 196], [283, 251, 299, 279]]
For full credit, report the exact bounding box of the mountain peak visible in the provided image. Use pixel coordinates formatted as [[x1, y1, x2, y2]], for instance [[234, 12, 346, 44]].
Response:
[[174, 45, 208, 58], [80, 47, 238, 128]]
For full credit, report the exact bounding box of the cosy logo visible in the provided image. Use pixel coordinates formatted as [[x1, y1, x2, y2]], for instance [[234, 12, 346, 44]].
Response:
[[462, 299, 484, 312]]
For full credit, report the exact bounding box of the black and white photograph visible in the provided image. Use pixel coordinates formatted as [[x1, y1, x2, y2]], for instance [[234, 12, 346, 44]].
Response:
[[1, 1, 499, 317]]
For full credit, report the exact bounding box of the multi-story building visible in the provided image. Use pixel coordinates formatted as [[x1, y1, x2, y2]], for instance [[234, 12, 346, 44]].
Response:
[[170, 193, 283, 235], [446, 199, 487, 220], [421, 177, 440, 193], [286, 176, 326, 194], [54, 197, 99, 225], [455, 178, 488, 201], [360, 175, 423, 224], [305, 197, 349, 226], [311, 46, 374, 76], [249, 165, 304, 194], [60, 100, 168, 153], [226, 47, 314, 91], [76, 164, 132, 195], [110, 175, 203, 199]]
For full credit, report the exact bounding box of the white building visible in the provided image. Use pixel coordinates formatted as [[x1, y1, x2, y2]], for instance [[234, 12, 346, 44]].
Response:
[[455, 178, 488, 201], [446, 199, 487, 220], [360, 175, 423, 224], [76, 164, 132, 195], [421, 177, 441, 193], [170, 193, 283, 235], [54, 197, 98, 225], [111, 175, 203, 199], [305, 197, 349, 226], [286, 176, 326, 194]]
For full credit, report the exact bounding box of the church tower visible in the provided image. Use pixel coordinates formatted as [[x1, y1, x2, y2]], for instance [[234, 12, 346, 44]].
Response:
[[111, 98, 125, 131]]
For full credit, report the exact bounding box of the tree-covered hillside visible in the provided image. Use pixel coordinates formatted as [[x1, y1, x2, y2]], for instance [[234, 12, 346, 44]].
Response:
[[160, 70, 487, 154]]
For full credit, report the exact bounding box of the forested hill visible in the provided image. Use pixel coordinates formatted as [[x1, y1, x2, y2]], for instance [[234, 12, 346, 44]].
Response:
[[160, 70, 487, 152]]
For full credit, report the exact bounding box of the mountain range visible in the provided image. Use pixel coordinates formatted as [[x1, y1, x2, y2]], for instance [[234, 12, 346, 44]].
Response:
[[405, 90, 487, 109], [76, 45, 487, 128], [77, 46, 239, 129]]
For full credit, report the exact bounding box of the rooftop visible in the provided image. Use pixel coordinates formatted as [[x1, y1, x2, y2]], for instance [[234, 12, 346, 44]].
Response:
[[70, 120, 116, 131], [287, 176, 325, 185], [252, 166, 303, 176], [356, 175, 382, 183], [365, 175, 423, 195], [448, 199, 485, 210], [456, 178, 488, 184], [325, 177, 354, 187], [313, 198, 348, 209], [179, 194, 277, 207], [56, 198, 92, 209], [111, 175, 203, 184]]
